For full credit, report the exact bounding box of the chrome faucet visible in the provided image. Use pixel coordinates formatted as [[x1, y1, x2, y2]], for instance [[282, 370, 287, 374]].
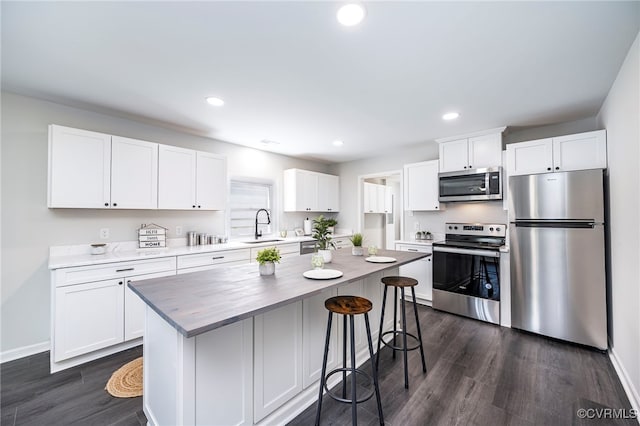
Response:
[[255, 209, 271, 240]]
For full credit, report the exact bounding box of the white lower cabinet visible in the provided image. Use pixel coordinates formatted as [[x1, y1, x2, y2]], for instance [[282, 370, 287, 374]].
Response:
[[254, 301, 303, 423], [176, 248, 250, 274], [51, 257, 176, 371], [396, 244, 433, 303], [54, 279, 124, 362], [302, 288, 339, 388]]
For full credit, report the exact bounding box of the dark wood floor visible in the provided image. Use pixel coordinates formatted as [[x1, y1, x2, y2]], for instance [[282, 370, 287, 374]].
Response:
[[1, 305, 634, 426]]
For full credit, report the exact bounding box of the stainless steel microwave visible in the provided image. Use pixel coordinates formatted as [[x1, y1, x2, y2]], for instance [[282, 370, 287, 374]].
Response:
[[438, 167, 502, 202]]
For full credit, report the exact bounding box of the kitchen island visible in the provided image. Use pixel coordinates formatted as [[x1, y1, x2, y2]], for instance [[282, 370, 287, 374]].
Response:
[[129, 249, 428, 426]]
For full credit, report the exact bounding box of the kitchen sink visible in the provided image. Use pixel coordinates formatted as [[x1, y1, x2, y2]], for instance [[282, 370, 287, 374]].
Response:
[[242, 239, 285, 244]]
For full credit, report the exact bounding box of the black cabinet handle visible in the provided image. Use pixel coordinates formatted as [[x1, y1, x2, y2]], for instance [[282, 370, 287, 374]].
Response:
[[118, 281, 123, 285], [192, 205, 196, 208], [212, 256, 225, 260], [407, 248, 418, 252], [463, 166, 467, 169], [547, 167, 551, 171], [116, 267, 134, 272], [104, 202, 109, 207], [555, 167, 560, 170], [435, 206, 439, 209], [198, 205, 201, 208], [113, 203, 117, 207]]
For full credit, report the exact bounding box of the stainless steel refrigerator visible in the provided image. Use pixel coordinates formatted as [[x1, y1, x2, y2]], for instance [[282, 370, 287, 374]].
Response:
[[509, 169, 607, 350]]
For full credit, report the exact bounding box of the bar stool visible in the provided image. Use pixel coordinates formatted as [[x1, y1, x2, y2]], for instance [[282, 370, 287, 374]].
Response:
[[315, 295, 384, 426], [376, 276, 427, 389]]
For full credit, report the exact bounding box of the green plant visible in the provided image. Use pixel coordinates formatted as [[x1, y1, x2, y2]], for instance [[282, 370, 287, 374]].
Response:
[[325, 218, 338, 227], [255, 247, 281, 265], [312, 215, 336, 250], [349, 233, 363, 247]]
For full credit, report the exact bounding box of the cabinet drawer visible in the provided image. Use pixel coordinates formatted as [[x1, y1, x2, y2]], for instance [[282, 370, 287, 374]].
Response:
[[396, 244, 432, 253], [177, 249, 250, 270], [54, 257, 177, 287]]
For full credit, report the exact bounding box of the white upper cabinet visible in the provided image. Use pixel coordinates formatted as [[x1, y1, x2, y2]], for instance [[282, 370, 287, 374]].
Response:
[[195, 151, 227, 210], [48, 126, 159, 209], [111, 136, 158, 209], [363, 182, 391, 214], [438, 130, 503, 172], [158, 145, 227, 210], [48, 125, 112, 208], [507, 130, 606, 176], [283, 169, 339, 212], [404, 160, 442, 211]]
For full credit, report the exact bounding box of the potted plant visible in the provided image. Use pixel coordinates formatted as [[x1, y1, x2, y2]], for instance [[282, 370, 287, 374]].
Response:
[[325, 218, 338, 234], [255, 246, 281, 276], [350, 233, 364, 256], [312, 215, 336, 263]]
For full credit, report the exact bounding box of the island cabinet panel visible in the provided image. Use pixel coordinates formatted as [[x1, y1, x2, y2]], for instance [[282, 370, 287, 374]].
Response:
[[124, 270, 176, 341], [302, 288, 339, 389], [254, 301, 303, 423]]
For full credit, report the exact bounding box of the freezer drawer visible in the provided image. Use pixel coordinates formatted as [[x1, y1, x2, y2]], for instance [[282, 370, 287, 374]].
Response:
[[510, 223, 607, 349]]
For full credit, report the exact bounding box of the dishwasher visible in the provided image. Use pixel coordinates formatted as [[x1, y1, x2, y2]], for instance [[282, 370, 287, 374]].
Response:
[[299, 240, 316, 255]]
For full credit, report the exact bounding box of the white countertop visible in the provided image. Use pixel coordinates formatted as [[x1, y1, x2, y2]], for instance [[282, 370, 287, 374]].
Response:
[[49, 233, 352, 269]]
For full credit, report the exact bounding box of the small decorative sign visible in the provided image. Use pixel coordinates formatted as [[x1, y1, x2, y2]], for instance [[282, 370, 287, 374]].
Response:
[[138, 223, 167, 248]]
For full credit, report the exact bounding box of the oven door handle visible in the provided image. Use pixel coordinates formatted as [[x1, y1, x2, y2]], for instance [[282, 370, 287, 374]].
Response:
[[433, 246, 500, 258]]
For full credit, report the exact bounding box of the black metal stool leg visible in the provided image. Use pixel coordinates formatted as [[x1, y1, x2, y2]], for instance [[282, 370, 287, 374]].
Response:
[[342, 314, 347, 399], [315, 311, 333, 426], [412, 287, 427, 373], [392, 286, 398, 360], [349, 315, 358, 425], [376, 285, 388, 370], [400, 287, 409, 389], [364, 313, 384, 425]]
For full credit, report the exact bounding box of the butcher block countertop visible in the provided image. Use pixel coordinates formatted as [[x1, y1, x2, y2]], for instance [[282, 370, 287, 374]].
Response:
[[128, 249, 428, 338]]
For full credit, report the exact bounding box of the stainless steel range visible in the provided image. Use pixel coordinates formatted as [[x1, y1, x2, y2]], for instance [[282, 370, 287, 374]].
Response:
[[432, 223, 505, 324]]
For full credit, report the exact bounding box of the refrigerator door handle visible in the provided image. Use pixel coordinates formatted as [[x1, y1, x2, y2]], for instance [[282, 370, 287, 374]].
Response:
[[514, 221, 596, 229]]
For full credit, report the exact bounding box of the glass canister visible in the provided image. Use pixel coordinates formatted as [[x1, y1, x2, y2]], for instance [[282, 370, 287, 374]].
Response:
[[311, 253, 325, 269]]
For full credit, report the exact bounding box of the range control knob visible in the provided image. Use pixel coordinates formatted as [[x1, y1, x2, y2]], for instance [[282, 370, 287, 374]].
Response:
[[496, 227, 501, 232], [448, 226, 452, 230], [489, 227, 494, 231], [454, 226, 458, 230]]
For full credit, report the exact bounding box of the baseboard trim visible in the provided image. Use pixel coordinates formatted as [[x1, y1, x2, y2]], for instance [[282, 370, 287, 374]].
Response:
[[609, 347, 640, 415], [1, 341, 50, 364]]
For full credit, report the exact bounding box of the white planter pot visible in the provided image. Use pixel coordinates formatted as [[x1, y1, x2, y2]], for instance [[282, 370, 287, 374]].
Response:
[[259, 262, 275, 276], [318, 249, 332, 264], [352, 246, 364, 256]]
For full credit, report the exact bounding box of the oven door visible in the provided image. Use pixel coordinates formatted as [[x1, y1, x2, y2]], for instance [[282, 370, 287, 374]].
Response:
[[432, 246, 501, 324]]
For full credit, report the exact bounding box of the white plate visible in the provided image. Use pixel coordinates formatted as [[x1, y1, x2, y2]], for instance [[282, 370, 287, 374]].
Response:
[[365, 256, 397, 263], [303, 269, 343, 280]]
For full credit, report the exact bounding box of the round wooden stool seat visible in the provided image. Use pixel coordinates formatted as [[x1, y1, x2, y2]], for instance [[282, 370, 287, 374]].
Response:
[[325, 295, 372, 315], [381, 276, 418, 288]]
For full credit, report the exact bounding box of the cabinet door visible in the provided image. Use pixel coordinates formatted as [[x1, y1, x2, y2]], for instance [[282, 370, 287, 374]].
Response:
[[438, 138, 469, 172], [317, 174, 339, 212], [254, 301, 303, 422], [158, 144, 197, 209], [404, 160, 442, 211], [302, 288, 338, 388], [468, 133, 502, 169], [48, 125, 111, 208], [376, 185, 387, 213], [111, 136, 158, 209], [125, 270, 176, 341], [397, 246, 433, 303], [384, 186, 393, 214], [552, 130, 607, 172], [284, 169, 318, 212], [196, 151, 227, 210], [54, 278, 124, 361], [363, 182, 375, 213], [506, 138, 553, 176]]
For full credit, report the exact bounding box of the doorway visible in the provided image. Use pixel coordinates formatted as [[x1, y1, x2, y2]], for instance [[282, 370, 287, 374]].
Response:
[[357, 170, 403, 250]]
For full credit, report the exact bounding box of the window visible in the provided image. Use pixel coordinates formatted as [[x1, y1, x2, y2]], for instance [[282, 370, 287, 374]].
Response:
[[229, 179, 274, 238]]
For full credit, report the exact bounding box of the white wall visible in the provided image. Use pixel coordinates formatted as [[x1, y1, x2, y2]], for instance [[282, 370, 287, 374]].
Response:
[[596, 32, 640, 409], [0, 92, 331, 355]]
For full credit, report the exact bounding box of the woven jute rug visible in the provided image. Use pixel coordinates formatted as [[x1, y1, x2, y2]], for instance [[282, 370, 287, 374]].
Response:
[[105, 357, 143, 398]]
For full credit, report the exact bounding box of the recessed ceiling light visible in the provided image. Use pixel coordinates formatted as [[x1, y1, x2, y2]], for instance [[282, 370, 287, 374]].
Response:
[[337, 4, 366, 27], [206, 97, 224, 107], [442, 112, 460, 120], [333, 140, 344, 147]]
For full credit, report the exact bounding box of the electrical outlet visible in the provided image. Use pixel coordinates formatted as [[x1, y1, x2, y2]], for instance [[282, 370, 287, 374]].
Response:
[[100, 228, 110, 239], [414, 222, 420, 231], [176, 226, 183, 236]]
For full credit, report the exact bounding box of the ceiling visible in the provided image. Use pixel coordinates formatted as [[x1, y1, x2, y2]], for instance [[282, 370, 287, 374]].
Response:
[[2, 2, 639, 163]]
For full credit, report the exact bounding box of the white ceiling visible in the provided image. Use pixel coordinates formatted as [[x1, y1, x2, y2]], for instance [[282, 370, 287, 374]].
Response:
[[2, 1, 639, 163]]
